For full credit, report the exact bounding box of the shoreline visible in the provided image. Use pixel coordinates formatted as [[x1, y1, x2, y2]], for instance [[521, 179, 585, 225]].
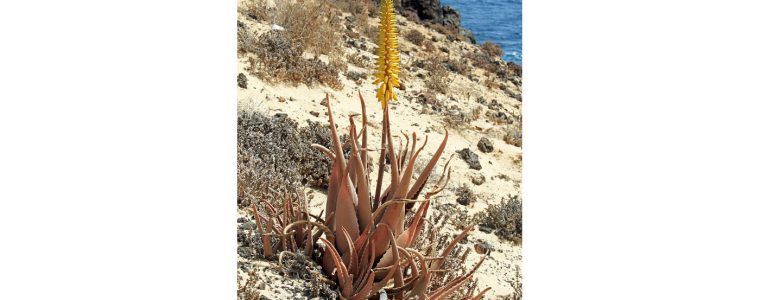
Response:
[[440, 0, 523, 64]]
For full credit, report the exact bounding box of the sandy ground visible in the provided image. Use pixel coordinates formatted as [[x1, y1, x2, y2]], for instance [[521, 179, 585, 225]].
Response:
[[238, 1, 522, 298]]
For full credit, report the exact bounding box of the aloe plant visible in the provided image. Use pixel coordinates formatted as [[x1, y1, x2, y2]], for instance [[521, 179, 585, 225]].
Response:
[[244, 0, 489, 298], [312, 91, 487, 299]]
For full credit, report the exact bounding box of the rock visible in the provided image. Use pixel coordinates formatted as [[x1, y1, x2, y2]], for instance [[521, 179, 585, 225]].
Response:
[[474, 240, 494, 254], [459, 28, 477, 44], [309, 111, 320, 117], [458, 148, 482, 170], [399, 0, 444, 21], [320, 98, 328, 106], [470, 172, 486, 185], [439, 5, 461, 27], [455, 185, 475, 205], [347, 38, 362, 49], [237, 73, 247, 89], [507, 61, 523, 77], [477, 137, 494, 153], [346, 71, 366, 82], [487, 110, 510, 124], [478, 225, 494, 234], [238, 247, 255, 258], [488, 99, 503, 110]]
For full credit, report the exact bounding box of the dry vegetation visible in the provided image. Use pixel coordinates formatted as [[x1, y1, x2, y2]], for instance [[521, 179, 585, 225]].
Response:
[[405, 28, 426, 46], [244, 31, 343, 90], [482, 41, 504, 58], [476, 195, 523, 244], [503, 123, 523, 148], [424, 55, 452, 94], [237, 110, 349, 209], [239, 0, 347, 89], [443, 105, 483, 130]]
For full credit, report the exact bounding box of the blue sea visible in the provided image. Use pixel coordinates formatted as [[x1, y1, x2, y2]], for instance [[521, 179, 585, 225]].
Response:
[[441, 0, 522, 64]]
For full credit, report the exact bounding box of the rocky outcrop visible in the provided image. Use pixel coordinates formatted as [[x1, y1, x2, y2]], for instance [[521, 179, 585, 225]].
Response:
[[399, 0, 443, 21], [378, 0, 476, 43]]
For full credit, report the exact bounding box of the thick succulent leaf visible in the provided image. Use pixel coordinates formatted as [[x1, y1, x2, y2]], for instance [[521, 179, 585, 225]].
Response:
[[379, 108, 406, 234], [432, 225, 474, 271], [340, 227, 359, 276], [372, 258, 399, 296], [325, 93, 346, 175], [369, 219, 392, 265], [399, 132, 410, 170], [429, 255, 486, 300], [396, 133, 426, 200], [346, 143, 360, 208], [311, 143, 336, 160], [425, 154, 454, 198], [348, 118, 359, 187], [324, 93, 347, 230], [374, 201, 405, 258], [249, 205, 272, 258], [372, 223, 403, 280], [407, 129, 449, 200], [350, 271, 375, 300], [325, 157, 341, 229], [321, 237, 352, 297], [349, 122, 373, 233], [392, 254, 406, 300], [397, 200, 430, 247], [283, 220, 332, 250], [375, 199, 430, 271], [404, 135, 428, 210], [354, 239, 375, 292], [358, 92, 369, 181], [409, 250, 431, 298], [353, 225, 371, 258], [334, 167, 360, 254]]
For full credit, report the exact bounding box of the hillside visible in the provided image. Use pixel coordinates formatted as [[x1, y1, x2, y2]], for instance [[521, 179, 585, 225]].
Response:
[[237, 0, 522, 299]]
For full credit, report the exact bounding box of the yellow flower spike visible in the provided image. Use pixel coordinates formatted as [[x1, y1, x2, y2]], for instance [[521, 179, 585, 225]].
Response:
[[374, 0, 401, 109]]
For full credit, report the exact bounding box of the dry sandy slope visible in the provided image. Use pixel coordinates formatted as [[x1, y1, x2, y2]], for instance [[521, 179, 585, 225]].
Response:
[[238, 2, 522, 298]]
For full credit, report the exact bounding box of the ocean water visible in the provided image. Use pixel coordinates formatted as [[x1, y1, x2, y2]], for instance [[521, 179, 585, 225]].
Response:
[[441, 0, 522, 64]]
